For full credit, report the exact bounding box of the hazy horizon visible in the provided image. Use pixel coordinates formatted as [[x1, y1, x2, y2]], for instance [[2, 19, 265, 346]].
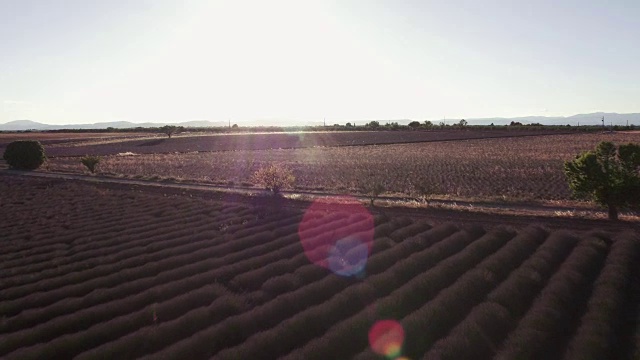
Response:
[[2, 0, 639, 125]]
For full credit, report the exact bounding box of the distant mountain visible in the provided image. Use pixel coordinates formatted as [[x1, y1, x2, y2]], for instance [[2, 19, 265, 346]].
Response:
[[178, 120, 228, 128], [462, 116, 565, 126], [565, 112, 640, 125], [433, 113, 640, 126], [1, 113, 639, 131], [0, 120, 51, 131], [0, 120, 228, 131]]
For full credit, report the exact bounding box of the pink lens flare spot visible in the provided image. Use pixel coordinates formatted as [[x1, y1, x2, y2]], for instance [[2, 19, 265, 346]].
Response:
[[298, 196, 374, 277], [369, 320, 405, 359]]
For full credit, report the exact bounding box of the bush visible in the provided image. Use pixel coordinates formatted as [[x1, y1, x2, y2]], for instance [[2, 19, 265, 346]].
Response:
[[81, 155, 101, 173], [252, 163, 295, 195], [413, 182, 443, 205], [2, 140, 46, 170]]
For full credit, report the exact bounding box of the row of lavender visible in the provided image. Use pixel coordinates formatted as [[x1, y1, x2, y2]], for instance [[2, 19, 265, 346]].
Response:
[[1, 175, 639, 359]]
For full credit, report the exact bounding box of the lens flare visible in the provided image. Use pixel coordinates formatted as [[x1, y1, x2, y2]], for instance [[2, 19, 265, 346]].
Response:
[[369, 320, 405, 359], [298, 196, 374, 277], [327, 236, 369, 276]]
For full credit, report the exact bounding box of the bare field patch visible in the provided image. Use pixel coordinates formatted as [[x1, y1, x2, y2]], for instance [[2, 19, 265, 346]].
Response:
[[0, 132, 156, 151], [40, 129, 573, 157]]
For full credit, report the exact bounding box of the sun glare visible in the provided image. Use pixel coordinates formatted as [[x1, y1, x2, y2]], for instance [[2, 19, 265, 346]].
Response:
[[117, 0, 413, 122]]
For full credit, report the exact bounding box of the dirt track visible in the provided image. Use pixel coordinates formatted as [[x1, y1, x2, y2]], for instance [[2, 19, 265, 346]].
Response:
[[2, 169, 637, 233]]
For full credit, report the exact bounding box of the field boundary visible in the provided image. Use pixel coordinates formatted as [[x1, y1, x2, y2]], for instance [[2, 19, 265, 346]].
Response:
[[3, 168, 638, 229]]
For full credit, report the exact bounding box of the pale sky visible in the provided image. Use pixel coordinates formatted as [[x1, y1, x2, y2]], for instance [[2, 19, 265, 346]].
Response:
[[1, 0, 639, 125]]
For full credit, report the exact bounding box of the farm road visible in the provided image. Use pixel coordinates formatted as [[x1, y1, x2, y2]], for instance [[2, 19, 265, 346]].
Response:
[[2, 168, 637, 233]]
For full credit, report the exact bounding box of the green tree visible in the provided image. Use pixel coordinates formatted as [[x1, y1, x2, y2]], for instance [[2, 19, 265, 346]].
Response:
[[408, 121, 421, 129], [3, 140, 46, 170], [367, 121, 380, 129], [160, 125, 178, 138], [423, 120, 433, 129], [385, 121, 400, 130], [564, 141, 640, 220]]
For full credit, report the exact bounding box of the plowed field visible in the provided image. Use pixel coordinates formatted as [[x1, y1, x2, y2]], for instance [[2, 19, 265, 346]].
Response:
[[38, 129, 569, 157], [0, 132, 153, 151], [1, 175, 639, 359]]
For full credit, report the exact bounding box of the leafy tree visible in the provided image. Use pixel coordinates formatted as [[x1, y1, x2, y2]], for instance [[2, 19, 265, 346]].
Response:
[[385, 122, 400, 130], [252, 163, 296, 195], [358, 173, 389, 207], [423, 120, 433, 129], [564, 141, 640, 220], [362, 182, 385, 207], [160, 125, 178, 138], [3, 140, 46, 170], [408, 121, 421, 129], [346, 122, 353, 127], [368, 121, 380, 129], [458, 119, 468, 127]]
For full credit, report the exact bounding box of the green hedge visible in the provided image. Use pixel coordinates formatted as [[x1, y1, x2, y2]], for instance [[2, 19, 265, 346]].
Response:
[[3, 140, 46, 170]]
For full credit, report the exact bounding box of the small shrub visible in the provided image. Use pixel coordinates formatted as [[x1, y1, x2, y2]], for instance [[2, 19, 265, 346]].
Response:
[[80, 155, 101, 173], [3, 140, 46, 170], [413, 182, 442, 205], [252, 163, 295, 195]]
